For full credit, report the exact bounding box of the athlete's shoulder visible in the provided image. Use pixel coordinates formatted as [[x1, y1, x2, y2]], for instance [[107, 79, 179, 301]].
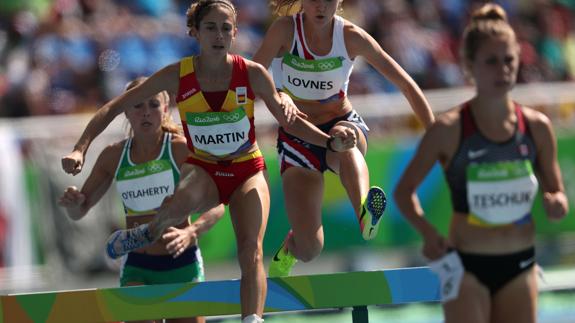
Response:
[[101, 140, 126, 156], [170, 134, 190, 166], [170, 133, 188, 146], [98, 140, 126, 171], [342, 18, 375, 52], [270, 15, 295, 31], [341, 16, 367, 36], [262, 16, 294, 42], [421, 105, 462, 145], [519, 104, 550, 124], [243, 57, 268, 75], [434, 105, 462, 129], [519, 104, 553, 135]]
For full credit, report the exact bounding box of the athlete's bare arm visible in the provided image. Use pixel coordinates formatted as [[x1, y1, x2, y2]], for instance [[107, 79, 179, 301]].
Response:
[[394, 111, 459, 259], [62, 64, 180, 175], [345, 21, 435, 128], [524, 107, 569, 220], [169, 134, 193, 167], [252, 16, 294, 68], [58, 143, 122, 220]]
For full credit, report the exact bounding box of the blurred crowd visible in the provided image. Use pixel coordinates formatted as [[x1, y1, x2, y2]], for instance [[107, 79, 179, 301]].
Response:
[[0, 0, 574, 117]]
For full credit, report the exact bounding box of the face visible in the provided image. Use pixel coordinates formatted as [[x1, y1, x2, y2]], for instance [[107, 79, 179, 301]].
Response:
[[125, 94, 167, 135], [301, 0, 340, 25], [467, 35, 520, 96], [192, 6, 236, 56]]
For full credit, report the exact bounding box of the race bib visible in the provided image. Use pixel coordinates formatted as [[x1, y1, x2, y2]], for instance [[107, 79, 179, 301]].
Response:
[[116, 160, 175, 214], [466, 160, 538, 225], [281, 54, 344, 100], [186, 108, 251, 156]]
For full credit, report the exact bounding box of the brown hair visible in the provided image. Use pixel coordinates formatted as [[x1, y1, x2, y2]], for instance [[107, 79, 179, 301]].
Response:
[[270, 0, 343, 17], [461, 3, 517, 62], [125, 77, 181, 135], [186, 0, 237, 35]]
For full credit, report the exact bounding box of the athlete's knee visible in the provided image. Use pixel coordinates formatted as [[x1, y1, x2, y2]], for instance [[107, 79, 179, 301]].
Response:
[[168, 193, 204, 218], [295, 239, 323, 262], [332, 121, 361, 139], [236, 238, 263, 271]]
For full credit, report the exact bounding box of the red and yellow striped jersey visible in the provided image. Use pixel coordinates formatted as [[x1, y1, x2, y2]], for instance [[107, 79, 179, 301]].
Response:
[[176, 55, 256, 159]]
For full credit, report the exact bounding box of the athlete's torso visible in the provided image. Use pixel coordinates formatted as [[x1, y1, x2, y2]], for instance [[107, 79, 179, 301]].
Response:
[[272, 13, 355, 124], [115, 132, 186, 254], [445, 102, 538, 253], [115, 132, 180, 217], [176, 55, 258, 161]]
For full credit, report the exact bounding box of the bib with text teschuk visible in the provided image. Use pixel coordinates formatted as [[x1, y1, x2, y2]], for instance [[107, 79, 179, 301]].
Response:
[[466, 160, 539, 225]]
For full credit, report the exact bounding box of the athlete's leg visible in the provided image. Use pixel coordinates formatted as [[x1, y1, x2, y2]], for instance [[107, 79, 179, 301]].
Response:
[[443, 272, 491, 323], [326, 121, 369, 216], [228, 171, 270, 319], [327, 121, 386, 240], [150, 163, 220, 239], [107, 163, 220, 259], [491, 266, 537, 323], [282, 167, 325, 262]]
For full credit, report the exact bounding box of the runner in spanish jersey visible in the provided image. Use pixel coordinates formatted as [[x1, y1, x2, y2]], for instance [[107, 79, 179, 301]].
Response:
[[60, 1, 355, 322]]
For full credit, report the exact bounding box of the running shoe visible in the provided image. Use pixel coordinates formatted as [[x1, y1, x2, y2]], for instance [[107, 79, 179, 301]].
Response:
[[359, 186, 387, 240], [268, 241, 297, 277], [106, 223, 154, 259]]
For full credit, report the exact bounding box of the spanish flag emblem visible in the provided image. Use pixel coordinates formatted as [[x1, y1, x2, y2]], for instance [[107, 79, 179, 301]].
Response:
[[236, 86, 247, 105]]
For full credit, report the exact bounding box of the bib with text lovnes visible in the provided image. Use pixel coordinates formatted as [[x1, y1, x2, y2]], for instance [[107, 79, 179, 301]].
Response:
[[281, 54, 346, 101], [466, 159, 539, 226], [185, 105, 252, 157]]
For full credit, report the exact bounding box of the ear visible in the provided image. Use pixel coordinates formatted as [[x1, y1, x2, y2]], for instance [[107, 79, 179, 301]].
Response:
[[189, 26, 198, 38], [461, 59, 474, 84], [232, 26, 238, 40]]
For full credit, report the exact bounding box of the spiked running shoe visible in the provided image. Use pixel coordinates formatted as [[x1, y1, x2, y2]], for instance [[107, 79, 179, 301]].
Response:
[[268, 243, 297, 277], [106, 223, 154, 259], [359, 186, 387, 240]]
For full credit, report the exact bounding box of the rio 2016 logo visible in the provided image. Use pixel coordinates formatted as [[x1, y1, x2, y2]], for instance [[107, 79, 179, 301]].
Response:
[[147, 163, 164, 173], [222, 112, 242, 122], [317, 61, 336, 71]]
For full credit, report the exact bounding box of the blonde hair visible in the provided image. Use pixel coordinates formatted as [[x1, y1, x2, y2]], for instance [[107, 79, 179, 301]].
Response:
[[270, 0, 343, 17], [125, 77, 181, 135], [461, 3, 517, 62], [186, 0, 237, 35]]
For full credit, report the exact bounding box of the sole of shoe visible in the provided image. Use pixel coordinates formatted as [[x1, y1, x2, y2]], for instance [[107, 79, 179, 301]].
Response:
[[362, 187, 387, 240]]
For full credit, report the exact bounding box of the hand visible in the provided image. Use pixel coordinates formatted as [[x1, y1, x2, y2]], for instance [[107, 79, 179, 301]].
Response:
[[58, 186, 85, 207], [162, 226, 198, 258], [327, 128, 356, 152], [58, 186, 87, 220], [279, 92, 307, 124], [62, 150, 84, 175], [544, 191, 569, 222], [422, 230, 450, 261]]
